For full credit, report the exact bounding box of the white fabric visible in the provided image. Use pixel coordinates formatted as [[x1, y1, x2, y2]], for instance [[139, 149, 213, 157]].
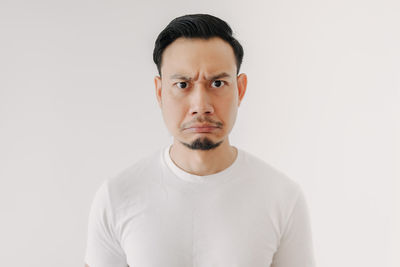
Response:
[[85, 145, 316, 267]]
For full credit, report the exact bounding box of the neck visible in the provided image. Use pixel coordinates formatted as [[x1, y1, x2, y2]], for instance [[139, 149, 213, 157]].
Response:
[[169, 138, 238, 176]]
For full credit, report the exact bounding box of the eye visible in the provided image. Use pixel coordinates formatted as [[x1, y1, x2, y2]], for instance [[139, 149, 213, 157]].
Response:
[[176, 82, 188, 89], [211, 80, 225, 88]]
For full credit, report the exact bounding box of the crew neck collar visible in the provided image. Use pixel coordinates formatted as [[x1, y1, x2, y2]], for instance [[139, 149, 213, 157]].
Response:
[[162, 144, 243, 184]]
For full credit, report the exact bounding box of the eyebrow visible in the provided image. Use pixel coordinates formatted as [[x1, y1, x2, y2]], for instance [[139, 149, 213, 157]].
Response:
[[169, 72, 231, 81]]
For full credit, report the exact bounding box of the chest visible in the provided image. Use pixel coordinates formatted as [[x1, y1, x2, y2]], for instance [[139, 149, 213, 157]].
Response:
[[118, 183, 280, 267]]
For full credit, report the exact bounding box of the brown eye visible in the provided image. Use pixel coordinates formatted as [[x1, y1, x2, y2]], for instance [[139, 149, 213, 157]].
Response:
[[177, 82, 188, 89], [211, 80, 225, 88]]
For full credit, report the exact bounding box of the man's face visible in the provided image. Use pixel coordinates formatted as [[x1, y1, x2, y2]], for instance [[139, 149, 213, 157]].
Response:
[[154, 37, 247, 151]]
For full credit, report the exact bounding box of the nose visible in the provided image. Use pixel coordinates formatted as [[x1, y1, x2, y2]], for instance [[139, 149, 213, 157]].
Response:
[[188, 83, 214, 116]]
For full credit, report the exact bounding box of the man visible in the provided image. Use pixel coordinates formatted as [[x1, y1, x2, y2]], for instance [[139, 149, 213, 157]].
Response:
[[84, 14, 316, 267]]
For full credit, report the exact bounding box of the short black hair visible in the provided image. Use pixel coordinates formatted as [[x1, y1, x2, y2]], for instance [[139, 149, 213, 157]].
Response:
[[153, 14, 244, 76]]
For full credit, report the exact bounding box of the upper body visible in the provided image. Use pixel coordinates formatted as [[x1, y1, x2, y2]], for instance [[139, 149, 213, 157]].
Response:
[[85, 13, 316, 267], [84, 144, 316, 267]]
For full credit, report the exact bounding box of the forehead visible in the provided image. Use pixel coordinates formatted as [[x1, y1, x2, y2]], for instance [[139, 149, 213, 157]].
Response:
[[161, 37, 236, 78]]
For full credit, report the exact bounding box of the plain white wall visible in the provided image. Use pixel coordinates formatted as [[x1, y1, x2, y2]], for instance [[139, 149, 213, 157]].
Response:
[[0, 0, 399, 266]]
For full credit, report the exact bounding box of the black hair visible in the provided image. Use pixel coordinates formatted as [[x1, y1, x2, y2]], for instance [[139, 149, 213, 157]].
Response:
[[153, 14, 244, 76]]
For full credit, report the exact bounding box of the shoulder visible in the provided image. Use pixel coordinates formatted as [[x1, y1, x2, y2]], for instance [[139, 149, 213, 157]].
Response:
[[99, 147, 164, 207], [241, 149, 299, 187], [239, 148, 302, 202]]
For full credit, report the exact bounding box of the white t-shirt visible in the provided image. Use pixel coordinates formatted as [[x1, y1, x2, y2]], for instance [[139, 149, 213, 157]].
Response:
[[84, 145, 316, 267]]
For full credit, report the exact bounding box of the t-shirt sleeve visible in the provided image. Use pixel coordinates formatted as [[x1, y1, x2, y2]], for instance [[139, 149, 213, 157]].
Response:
[[271, 186, 316, 267], [84, 180, 128, 267]]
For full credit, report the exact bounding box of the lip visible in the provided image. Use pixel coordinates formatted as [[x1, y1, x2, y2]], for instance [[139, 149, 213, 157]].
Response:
[[184, 124, 219, 133]]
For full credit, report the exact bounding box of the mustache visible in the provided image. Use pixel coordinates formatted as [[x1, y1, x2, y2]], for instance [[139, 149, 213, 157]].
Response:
[[182, 117, 223, 129]]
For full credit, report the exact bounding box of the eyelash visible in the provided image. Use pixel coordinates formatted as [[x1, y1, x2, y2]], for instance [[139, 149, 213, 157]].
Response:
[[175, 80, 226, 89]]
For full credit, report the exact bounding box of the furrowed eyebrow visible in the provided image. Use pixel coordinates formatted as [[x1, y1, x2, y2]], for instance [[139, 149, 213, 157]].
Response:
[[169, 74, 192, 81], [169, 72, 231, 81], [208, 72, 231, 80]]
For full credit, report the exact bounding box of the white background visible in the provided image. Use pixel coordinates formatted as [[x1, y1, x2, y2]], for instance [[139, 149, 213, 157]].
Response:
[[0, 0, 399, 266]]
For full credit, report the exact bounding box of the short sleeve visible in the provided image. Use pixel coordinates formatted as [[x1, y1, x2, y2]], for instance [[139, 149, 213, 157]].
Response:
[[271, 186, 316, 267], [84, 180, 128, 267]]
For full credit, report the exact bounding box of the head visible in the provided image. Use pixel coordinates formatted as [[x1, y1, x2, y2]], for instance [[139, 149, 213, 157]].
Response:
[[153, 14, 247, 151]]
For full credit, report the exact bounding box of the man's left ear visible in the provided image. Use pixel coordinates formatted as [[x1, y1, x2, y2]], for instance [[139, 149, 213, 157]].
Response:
[[237, 73, 247, 107]]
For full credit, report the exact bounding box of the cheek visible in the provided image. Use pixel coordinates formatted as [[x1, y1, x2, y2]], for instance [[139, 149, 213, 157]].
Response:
[[221, 94, 237, 115], [162, 98, 186, 126], [226, 97, 239, 126]]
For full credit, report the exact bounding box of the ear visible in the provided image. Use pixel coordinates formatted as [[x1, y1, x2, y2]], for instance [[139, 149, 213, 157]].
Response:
[[154, 76, 162, 108], [237, 73, 247, 107]]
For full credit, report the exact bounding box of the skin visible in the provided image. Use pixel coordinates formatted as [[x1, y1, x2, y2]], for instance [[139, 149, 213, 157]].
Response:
[[154, 37, 247, 176]]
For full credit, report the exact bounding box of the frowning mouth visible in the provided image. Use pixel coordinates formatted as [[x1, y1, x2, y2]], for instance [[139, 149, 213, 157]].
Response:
[[183, 124, 220, 133]]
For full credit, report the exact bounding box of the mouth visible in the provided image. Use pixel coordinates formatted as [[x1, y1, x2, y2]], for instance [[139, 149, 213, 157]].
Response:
[[184, 125, 220, 133]]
